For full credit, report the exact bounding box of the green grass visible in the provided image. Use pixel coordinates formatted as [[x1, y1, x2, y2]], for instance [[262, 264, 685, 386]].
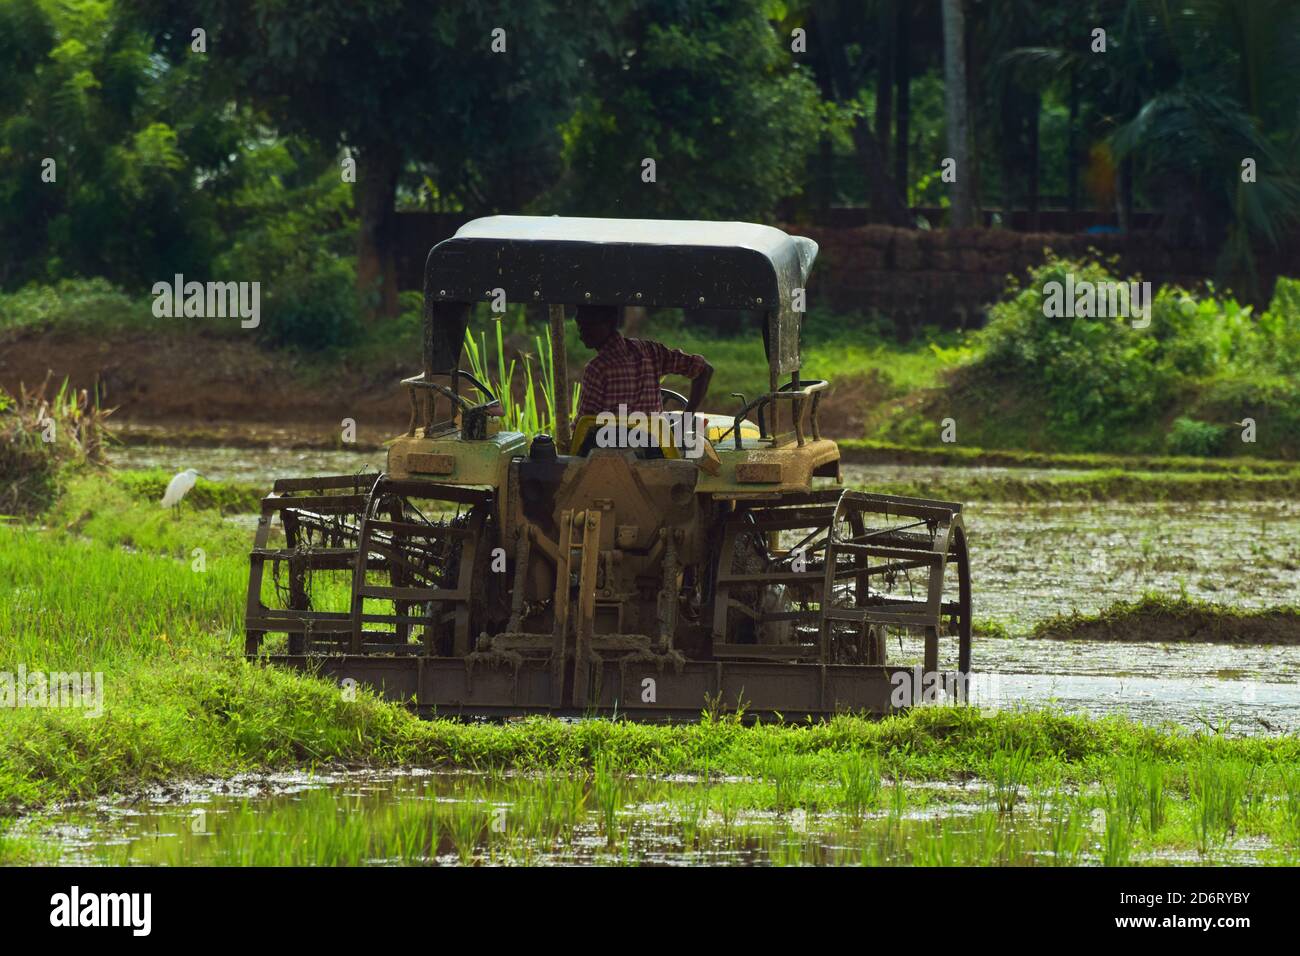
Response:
[[102, 468, 266, 515], [634, 307, 957, 406], [47, 471, 257, 557]]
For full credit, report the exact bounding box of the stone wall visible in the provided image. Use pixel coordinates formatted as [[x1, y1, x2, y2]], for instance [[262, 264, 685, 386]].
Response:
[[395, 213, 1299, 334], [795, 225, 1298, 335]]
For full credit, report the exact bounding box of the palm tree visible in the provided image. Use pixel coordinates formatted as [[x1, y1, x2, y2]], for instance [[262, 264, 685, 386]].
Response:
[[1109, 0, 1300, 283], [1002, 0, 1300, 282], [809, 0, 912, 226], [942, 0, 975, 227]]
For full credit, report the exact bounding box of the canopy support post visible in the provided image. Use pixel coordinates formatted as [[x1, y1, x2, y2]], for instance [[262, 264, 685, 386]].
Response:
[[549, 304, 571, 451]]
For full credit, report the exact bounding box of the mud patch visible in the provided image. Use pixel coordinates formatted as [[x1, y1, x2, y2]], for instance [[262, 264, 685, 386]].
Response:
[[1032, 596, 1300, 645], [0, 327, 411, 443], [813, 370, 895, 437]]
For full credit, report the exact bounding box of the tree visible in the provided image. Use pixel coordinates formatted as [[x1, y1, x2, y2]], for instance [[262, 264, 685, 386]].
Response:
[[553, 0, 822, 221], [1108, 0, 1300, 278], [1003, 0, 1300, 280], [0, 0, 230, 289], [808, 0, 912, 226], [941, 0, 975, 227], [135, 0, 609, 316]]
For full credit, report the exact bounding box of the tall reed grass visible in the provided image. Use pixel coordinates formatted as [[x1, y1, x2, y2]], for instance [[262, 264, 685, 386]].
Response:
[[0, 374, 113, 515], [463, 324, 579, 436]]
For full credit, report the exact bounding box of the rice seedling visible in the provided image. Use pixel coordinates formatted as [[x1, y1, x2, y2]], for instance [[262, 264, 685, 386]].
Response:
[[988, 743, 1032, 814], [1191, 757, 1249, 854], [1028, 761, 1062, 822], [1279, 765, 1300, 844], [442, 788, 487, 865], [838, 753, 882, 821], [1047, 794, 1085, 865], [1105, 756, 1145, 832], [974, 811, 1008, 866], [760, 741, 805, 815], [888, 773, 907, 820], [718, 784, 742, 835], [592, 750, 624, 846], [463, 325, 578, 437], [911, 821, 957, 866], [531, 773, 588, 850], [1142, 762, 1168, 835], [677, 785, 711, 850], [1099, 794, 1133, 867], [880, 773, 908, 857]]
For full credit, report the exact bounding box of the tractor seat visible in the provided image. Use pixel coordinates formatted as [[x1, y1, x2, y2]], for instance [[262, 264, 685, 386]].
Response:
[[701, 414, 762, 447], [568, 412, 757, 458]]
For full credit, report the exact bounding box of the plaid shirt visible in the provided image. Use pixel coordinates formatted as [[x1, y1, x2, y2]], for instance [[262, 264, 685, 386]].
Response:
[[577, 333, 708, 418]]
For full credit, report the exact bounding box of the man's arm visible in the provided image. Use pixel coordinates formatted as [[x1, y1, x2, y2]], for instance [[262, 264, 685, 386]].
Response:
[[651, 341, 713, 412], [684, 360, 713, 413]]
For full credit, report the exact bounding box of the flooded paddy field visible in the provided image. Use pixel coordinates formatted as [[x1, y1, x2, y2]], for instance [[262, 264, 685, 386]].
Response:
[[11, 763, 1300, 867], [111, 443, 387, 484], [844, 492, 1300, 735], [968, 499, 1300, 627]]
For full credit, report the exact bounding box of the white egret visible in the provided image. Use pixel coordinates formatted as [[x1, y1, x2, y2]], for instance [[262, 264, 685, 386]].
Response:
[[161, 468, 203, 512]]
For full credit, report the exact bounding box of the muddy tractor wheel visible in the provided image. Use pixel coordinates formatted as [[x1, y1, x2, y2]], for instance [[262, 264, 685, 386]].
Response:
[[244, 474, 495, 657], [710, 489, 970, 671]]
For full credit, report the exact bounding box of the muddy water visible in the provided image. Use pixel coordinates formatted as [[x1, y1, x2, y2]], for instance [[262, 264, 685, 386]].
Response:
[[968, 499, 1300, 626], [112, 443, 386, 482], [111, 447, 1300, 734], [11, 768, 1283, 867]]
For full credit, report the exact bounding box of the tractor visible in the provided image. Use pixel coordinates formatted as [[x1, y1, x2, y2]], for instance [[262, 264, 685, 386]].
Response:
[[244, 216, 971, 719]]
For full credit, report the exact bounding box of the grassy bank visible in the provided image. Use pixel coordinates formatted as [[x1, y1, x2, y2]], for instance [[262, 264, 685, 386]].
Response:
[[3, 464, 1297, 835], [839, 439, 1300, 475], [1033, 594, 1300, 645], [91, 455, 1300, 518], [873, 258, 1300, 460]]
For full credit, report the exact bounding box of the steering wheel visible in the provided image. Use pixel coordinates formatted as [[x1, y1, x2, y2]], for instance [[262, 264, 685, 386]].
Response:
[[660, 387, 689, 411], [408, 368, 500, 414]]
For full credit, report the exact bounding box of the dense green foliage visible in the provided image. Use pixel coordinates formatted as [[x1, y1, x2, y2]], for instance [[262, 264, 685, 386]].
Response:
[[880, 257, 1300, 457], [0, 277, 152, 334], [555, 0, 827, 218], [0, 0, 251, 288], [3, 0, 1298, 299]]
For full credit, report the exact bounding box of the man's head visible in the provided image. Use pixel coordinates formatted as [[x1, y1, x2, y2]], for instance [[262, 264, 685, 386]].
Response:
[[575, 304, 621, 350]]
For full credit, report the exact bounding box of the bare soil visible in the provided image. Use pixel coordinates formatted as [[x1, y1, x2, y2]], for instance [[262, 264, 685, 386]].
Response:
[[0, 327, 414, 445], [1, 327, 873, 442]]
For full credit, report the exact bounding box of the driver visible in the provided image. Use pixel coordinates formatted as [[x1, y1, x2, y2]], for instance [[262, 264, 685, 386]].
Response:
[[575, 304, 713, 419]]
